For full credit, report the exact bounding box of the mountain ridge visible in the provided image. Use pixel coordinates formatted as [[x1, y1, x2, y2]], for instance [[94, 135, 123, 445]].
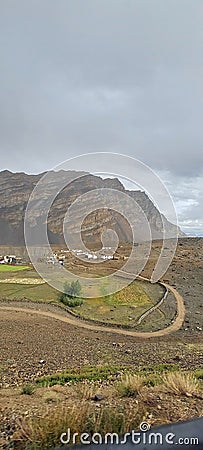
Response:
[[0, 169, 184, 246]]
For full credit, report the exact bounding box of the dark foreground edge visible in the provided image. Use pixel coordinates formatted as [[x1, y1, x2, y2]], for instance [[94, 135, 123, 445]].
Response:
[[51, 417, 203, 450]]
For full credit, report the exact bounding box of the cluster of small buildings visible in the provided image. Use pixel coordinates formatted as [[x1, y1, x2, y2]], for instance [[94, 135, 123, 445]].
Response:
[[71, 248, 113, 261], [46, 247, 114, 265], [46, 253, 65, 266], [0, 255, 23, 265], [64, 247, 114, 261]]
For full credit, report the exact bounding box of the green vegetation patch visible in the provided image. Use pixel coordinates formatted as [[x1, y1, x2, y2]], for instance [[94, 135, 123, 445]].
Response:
[[59, 280, 83, 307], [138, 363, 179, 374], [0, 280, 58, 301], [193, 368, 203, 380], [36, 365, 124, 387], [21, 384, 35, 395], [137, 363, 180, 386], [0, 264, 30, 272], [35, 363, 180, 388], [70, 280, 154, 327]]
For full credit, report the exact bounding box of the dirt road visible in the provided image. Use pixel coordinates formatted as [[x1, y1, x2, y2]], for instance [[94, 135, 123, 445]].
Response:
[[0, 280, 185, 338]]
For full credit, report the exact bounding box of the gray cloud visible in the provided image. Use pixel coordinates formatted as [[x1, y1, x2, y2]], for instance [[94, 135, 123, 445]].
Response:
[[157, 172, 203, 235], [0, 0, 203, 233]]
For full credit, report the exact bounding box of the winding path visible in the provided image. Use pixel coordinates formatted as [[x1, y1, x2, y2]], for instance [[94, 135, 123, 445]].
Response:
[[137, 287, 168, 324], [0, 278, 185, 339]]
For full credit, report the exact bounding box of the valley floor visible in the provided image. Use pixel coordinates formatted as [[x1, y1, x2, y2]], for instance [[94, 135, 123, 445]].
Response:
[[0, 238, 203, 448]]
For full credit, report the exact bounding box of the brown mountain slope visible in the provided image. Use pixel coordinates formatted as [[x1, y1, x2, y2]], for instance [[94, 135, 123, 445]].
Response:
[[0, 170, 184, 246]]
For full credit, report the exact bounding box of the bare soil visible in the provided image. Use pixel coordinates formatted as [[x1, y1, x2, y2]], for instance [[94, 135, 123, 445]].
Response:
[[0, 238, 203, 448]]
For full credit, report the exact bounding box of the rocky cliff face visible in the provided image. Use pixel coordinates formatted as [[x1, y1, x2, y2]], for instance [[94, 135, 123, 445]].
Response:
[[0, 170, 184, 246]]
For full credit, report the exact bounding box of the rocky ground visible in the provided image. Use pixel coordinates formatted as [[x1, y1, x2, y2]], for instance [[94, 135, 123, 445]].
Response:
[[0, 238, 203, 448], [0, 306, 203, 390], [155, 237, 203, 333]]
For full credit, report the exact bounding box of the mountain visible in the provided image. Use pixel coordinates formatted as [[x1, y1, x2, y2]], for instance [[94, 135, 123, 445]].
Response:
[[0, 169, 184, 246]]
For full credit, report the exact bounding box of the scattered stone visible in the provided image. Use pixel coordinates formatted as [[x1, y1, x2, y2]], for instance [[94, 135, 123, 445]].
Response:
[[83, 359, 89, 365], [117, 342, 124, 348], [173, 355, 181, 362], [92, 394, 105, 402]]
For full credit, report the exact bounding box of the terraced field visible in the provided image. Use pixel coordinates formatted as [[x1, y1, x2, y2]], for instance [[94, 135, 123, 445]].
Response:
[[71, 279, 165, 326], [0, 264, 29, 272], [0, 264, 166, 327]]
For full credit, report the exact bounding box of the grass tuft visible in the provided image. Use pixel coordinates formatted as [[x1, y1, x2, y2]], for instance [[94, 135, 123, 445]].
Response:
[[14, 403, 143, 450], [162, 372, 199, 397], [21, 384, 35, 396], [15, 403, 90, 449], [117, 374, 144, 397]]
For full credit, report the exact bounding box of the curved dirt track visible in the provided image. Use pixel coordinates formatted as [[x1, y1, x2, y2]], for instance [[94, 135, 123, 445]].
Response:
[[0, 280, 185, 338]]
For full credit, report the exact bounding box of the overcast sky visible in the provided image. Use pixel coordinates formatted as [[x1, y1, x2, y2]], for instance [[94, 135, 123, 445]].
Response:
[[0, 0, 203, 235]]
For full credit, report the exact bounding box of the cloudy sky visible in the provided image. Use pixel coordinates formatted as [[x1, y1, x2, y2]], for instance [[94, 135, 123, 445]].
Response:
[[0, 0, 203, 235]]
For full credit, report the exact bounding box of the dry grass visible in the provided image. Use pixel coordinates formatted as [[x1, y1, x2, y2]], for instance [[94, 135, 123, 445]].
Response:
[[117, 374, 144, 397], [14, 403, 90, 450], [42, 390, 62, 404], [162, 372, 199, 397], [13, 402, 143, 450], [87, 403, 143, 435], [6, 368, 203, 450], [75, 380, 98, 400]]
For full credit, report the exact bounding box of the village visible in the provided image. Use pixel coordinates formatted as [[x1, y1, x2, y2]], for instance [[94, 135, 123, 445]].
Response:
[[0, 254, 24, 265], [0, 245, 130, 269], [46, 246, 115, 266]]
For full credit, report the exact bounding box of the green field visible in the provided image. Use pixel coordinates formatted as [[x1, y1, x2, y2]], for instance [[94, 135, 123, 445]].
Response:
[[0, 281, 58, 302], [0, 266, 165, 327], [0, 267, 58, 301], [0, 264, 30, 272], [70, 280, 164, 327]]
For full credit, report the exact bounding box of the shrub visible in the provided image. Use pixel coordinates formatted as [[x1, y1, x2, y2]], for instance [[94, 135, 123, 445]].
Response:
[[117, 374, 144, 397], [21, 384, 35, 395], [60, 295, 83, 307], [64, 280, 82, 297], [59, 280, 83, 307], [162, 372, 199, 396]]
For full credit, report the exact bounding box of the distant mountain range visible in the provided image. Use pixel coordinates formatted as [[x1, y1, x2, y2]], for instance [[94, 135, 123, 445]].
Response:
[[0, 169, 184, 246]]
